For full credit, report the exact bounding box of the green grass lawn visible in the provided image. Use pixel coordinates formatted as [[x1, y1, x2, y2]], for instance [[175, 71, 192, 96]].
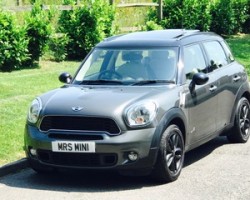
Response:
[[0, 34, 249, 166], [226, 34, 250, 74], [0, 61, 80, 165]]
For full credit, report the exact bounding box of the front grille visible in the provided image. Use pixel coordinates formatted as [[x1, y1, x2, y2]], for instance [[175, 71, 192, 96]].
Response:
[[37, 150, 117, 167], [40, 116, 120, 135], [48, 133, 104, 140]]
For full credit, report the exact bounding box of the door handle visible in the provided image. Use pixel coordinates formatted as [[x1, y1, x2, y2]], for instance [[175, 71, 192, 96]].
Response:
[[209, 85, 217, 92], [233, 76, 241, 82]]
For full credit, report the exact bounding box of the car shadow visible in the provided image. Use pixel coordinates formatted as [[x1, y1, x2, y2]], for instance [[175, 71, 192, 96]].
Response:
[[184, 136, 229, 167], [0, 136, 230, 192]]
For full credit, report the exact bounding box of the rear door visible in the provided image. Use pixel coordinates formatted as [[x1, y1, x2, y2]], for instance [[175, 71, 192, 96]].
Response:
[[202, 40, 245, 131]]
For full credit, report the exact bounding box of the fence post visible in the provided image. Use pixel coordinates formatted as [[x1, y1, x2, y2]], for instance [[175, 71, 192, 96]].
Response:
[[158, 0, 163, 21], [17, 0, 22, 6]]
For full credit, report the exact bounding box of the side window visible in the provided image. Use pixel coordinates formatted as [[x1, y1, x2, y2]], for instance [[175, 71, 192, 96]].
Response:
[[203, 41, 229, 71], [220, 40, 235, 63], [184, 44, 206, 80]]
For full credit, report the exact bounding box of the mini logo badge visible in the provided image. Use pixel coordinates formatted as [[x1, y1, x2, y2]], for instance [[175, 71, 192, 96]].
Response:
[[72, 106, 83, 112]]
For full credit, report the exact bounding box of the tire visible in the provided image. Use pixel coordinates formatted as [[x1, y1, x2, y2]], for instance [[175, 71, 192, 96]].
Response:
[[151, 124, 185, 183], [227, 97, 250, 143]]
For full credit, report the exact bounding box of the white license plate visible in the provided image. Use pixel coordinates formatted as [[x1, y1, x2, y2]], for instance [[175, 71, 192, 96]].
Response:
[[52, 141, 95, 153]]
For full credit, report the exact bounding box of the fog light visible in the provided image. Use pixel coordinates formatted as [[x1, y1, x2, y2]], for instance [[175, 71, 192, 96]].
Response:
[[30, 148, 37, 156], [128, 151, 138, 161]]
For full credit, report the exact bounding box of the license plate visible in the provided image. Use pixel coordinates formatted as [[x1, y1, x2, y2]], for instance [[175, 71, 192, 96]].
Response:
[[52, 141, 95, 153]]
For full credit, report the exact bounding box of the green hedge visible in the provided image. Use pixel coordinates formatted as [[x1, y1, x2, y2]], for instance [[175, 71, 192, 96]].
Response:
[[210, 0, 249, 35], [24, 2, 52, 66], [160, 0, 211, 31], [1, 0, 249, 72], [148, 0, 250, 34], [0, 11, 29, 72], [0, 0, 115, 71], [58, 0, 115, 60]]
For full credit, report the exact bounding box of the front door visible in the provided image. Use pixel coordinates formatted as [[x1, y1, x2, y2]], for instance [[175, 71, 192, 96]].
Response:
[[183, 44, 218, 145]]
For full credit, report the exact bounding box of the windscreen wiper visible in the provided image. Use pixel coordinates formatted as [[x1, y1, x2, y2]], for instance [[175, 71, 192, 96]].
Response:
[[80, 79, 124, 85], [132, 80, 175, 86]]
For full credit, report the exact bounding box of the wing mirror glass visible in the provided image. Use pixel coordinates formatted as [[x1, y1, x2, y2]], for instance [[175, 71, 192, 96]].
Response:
[[59, 72, 72, 84], [192, 72, 209, 85], [189, 73, 209, 95]]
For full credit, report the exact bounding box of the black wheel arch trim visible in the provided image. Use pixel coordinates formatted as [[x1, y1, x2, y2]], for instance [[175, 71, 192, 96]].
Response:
[[230, 82, 250, 124], [151, 107, 187, 149]]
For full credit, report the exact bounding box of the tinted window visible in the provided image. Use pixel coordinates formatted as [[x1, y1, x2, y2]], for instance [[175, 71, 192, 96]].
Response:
[[220, 40, 235, 62], [203, 41, 228, 71], [184, 44, 206, 80]]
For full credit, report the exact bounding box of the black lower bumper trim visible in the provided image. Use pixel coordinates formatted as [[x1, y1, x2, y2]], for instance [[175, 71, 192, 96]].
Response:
[[37, 150, 118, 167]]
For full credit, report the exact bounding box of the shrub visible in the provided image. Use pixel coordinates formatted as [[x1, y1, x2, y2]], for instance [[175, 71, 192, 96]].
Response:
[[159, 0, 183, 29], [58, 5, 97, 59], [232, 0, 249, 33], [58, 0, 115, 60], [24, 1, 52, 66], [48, 33, 69, 62], [91, 0, 115, 38], [242, 0, 250, 33], [160, 0, 211, 31], [210, 0, 249, 35], [148, 0, 249, 35], [140, 20, 163, 31], [210, 0, 233, 35], [0, 11, 29, 72]]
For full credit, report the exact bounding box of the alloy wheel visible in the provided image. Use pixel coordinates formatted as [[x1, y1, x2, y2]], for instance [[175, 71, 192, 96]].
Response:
[[165, 131, 184, 174]]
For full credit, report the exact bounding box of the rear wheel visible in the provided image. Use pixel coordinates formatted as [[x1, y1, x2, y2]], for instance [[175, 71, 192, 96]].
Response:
[[151, 124, 185, 183], [227, 97, 250, 143]]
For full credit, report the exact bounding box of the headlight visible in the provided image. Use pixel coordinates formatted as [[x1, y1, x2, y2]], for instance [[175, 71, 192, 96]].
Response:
[[125, 101, 157, 127], [28, 98, 42, 124]]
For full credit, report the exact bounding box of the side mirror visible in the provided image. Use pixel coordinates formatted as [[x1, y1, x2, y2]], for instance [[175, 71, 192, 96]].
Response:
[[59, 72, 72, 84], [189, 73, 209, 95], [192, 72, 209, 85]]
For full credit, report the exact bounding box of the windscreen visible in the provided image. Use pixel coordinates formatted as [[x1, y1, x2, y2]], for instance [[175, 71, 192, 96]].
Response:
[[74, 47, 178, 85]]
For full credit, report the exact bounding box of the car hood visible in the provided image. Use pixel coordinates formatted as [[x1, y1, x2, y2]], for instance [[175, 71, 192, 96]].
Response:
[[40, 85, 172, 118]]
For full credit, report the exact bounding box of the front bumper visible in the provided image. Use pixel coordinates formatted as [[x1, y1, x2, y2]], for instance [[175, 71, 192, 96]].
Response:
[[24, 124, 158, 173]]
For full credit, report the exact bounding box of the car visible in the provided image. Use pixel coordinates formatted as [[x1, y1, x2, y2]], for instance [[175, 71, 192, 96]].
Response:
[[24, 29, 250, 183]]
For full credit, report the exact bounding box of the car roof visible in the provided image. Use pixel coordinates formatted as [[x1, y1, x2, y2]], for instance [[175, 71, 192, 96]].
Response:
[[96, 29, 223, 48]]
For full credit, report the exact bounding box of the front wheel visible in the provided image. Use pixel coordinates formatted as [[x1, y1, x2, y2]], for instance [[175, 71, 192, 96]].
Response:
[[227, 97, 250, 143], [151, 124, 185, 183]]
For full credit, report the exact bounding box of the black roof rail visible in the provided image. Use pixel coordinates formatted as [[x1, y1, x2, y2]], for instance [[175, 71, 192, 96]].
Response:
[[174, 29, 200, 39]]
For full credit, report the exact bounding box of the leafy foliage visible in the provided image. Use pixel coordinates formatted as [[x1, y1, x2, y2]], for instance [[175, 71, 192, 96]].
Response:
[[242, 0, 250, 33], [0, 11, 29, 72], [160, 0, 211, 31], [48, 33, 69, 62], [141, 20, 163, 31], [58, 5, 97, 59], [210, 0, 249, 35], [232, 0, 249, 33], [24, 1, 52, 66], [58, 0, 115, 60], [148, 0, 250, 35]]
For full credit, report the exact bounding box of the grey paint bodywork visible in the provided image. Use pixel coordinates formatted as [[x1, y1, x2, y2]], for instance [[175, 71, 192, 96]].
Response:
[[24, 30, 250, 175]]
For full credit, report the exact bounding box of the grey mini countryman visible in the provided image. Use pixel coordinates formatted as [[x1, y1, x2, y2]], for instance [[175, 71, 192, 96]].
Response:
[[24, 29, 250, 183]]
